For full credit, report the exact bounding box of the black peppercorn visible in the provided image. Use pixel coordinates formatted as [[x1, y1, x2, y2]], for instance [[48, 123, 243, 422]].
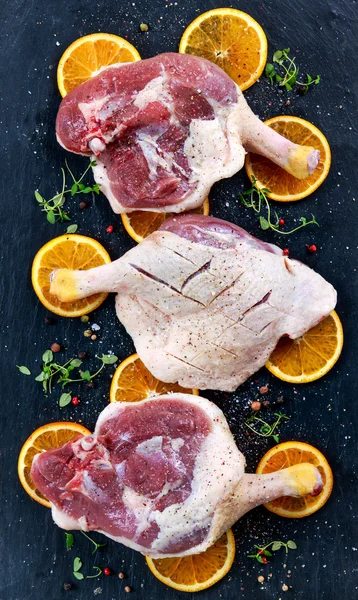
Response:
[[63, 582, 72, 591], [77, 351, 88, 360]]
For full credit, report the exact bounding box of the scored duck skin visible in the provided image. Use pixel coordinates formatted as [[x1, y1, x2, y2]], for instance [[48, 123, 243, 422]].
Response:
[[56, 53, 319, 214], [31, 394, 323, 558], [50, 215, 337, 391]]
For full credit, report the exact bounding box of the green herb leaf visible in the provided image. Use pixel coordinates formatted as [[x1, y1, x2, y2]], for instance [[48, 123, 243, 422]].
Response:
[[17, 365, 31, 375], [73, 557, 82, 572], [70, 358, 82, 368], [47, 210, 56, 224], [59, 392, 72, 408], [86, 566, 103, 579], [83, 186, 93, 194], [42, 350, 54, 364], [260, 216, 270, 231], [264, 550, 272, 557], [273, 50, 283, 62], [275, 74, 283, 82], [35, 372, 46, 382], [100, 354, 118, 365], [81, 370, 91, 382], [67, 224, 78, 234], [272, 434, 279, 443], [65, 532, 74, 549], [287, 540, 297, 550], [73, 572, 84, 580], [257, 555, 264, 564], [35, 190, 45, 203], [265, 63, 275, 77], [71, 183, 78, 196], [271, 541, 282, 551]]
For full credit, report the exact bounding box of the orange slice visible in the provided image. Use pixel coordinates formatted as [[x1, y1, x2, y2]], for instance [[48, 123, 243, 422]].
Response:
[[18, 422, 91, 507], [179, 8, 267, 91], [110, 353, 199, 402], [256, 441, 333, 518], [57, 33, 141, 97], [32, 234, 111, 317], [146, 529, 235, 592], [266, 310, 343, 384], [121, 198, 210, 243], [245, 116, 331, 201]]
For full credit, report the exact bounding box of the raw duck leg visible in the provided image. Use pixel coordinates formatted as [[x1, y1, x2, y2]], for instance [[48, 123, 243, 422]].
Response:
[[50, 215, 336, 391], [31, 394, 323, 558], [56, 53, 319, 214]]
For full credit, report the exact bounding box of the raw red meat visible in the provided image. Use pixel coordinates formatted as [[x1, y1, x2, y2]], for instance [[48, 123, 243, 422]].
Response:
[[56, 53, 319, 213], [31, 394, 322, 557]]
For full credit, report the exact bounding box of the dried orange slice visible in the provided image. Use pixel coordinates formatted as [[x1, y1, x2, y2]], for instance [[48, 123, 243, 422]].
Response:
[[32, 234, 111, 317], [146, 529, 235, 592], [256, 441, 333, 518], [179, 8, 267, 91], [57, 33, 141, 97], [121, 198, 210, 243], [245, 116, 331, 201], [110, 353, 199, 402], [18, 422, 91, 507], [266, 310, 343, 384]]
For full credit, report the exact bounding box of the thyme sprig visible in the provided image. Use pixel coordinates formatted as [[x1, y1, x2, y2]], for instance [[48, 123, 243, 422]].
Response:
[[73, 557, 102, 580], [245, 411, 289, 443], [265, 48, 320, 93], [17, 350, 118, 405], [81, 531, 107, 554], [248, 539, 297, 564], [240, 177, 319, 235], [35, 160, 100, 224]]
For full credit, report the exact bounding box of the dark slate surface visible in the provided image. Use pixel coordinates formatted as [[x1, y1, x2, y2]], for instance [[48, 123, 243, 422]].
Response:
[[1, 0, 357, 598]]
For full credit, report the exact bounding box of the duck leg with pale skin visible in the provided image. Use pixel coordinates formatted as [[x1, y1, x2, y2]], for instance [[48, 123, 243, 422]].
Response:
[[56, 53, 319, 214], [31, 394, 323, 558], [50, 215, 337, 391]]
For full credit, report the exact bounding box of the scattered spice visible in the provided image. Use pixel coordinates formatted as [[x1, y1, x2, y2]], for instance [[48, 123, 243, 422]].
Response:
[[103, 567, 111, 576], [283, 248, 290, 256], [262, 400, 271, 408], [118, 572, 126, 579], [251, 401, 261, 412], [257, 575, 265, 583], [71, 396, 80, 406], [245, 411, 289, 443], [44, 316, 55, 325], [84, 329, 92, 337], [79, 201, 88, 210], [139, 23, 149, 31], [63, 582, 72, 591], [77, 351, 88, 360], [50, 342, 61, 353], [282, 584, 289, 592], [240, 177, 318, 235], [248, 539, 297, 563], [81, 315, 89, 323], [278, 218, 285, 226], [259, 385, 269, 395], [124, 586, 132, 593], [106, 225, 114, 233], [91, 334, 98, 341], [306, 244, 317, 253]]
